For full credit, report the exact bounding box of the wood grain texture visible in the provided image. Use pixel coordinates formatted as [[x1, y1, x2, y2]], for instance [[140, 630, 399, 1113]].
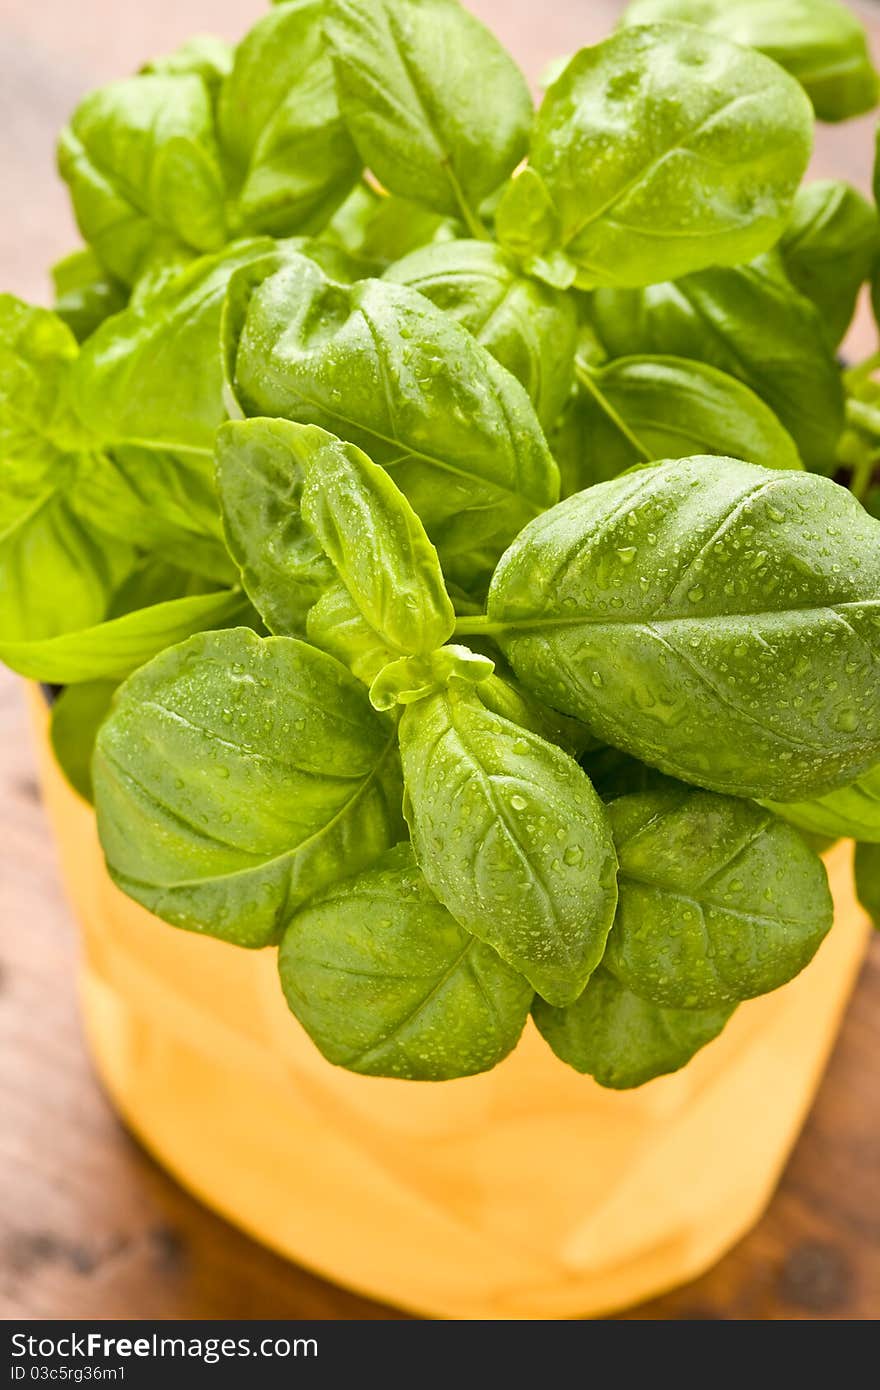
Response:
[[1, 0, 878, 1322]]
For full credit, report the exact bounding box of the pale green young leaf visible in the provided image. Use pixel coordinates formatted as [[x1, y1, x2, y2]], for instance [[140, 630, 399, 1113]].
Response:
[[295, 423, 455, 656]]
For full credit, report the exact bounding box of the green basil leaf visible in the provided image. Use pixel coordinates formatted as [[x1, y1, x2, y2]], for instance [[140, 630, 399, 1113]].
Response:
[[496, 24, 812, 289], [93, 628, 404, 947], [621, 0, 879, 122], [590, 256, 845, 474], [764, 763, 880, 841], [553, 356, 802, 494], [306, 580, 396, 684], [0, 586, 246, 683], [855, 841, 880, 926], [384, 240, 577, 426], [51, 248, 127, 343], [399, 681, 618, 1005], [533, 966, 734, 1089], [231, 255, 559, 589], [488, 455, 880, 800], [0, 296, 134, 642], [217, 1, 359, 237], [71, 446, 234, 585], [601, 788, 832, 1007], [57, 74, 228, 285], [141, 36, 233, 91], [50, 680, 118, 803], [295, 423, 454, 656], [323, 0, 531, 226], [779, 180, 879, 345], [215, 418, 334, 637], [71, 239, 279, 465], [278, 842, 532, 1079]]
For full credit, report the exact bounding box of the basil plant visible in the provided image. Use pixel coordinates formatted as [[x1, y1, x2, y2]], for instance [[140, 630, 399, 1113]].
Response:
[[3, 0, 880, 1089]]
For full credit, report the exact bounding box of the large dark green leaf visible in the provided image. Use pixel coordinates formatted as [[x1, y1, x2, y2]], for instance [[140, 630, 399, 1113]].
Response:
[[279, 843, 532, 1079], [589, 256, 845, 474], [602, 788, 832, 1007], [93, 628, 404, 946], [230, 255, 559, 589], [399, 679, 618, 1005], [323, 0, 531, 227], [496, 24, 812, 289], [487, 456, 880, 800], [533, 967, 734, 1089]]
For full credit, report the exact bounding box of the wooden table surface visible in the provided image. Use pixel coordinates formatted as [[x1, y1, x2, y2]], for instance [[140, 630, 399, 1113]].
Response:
[[1, 0, 878, 1322]]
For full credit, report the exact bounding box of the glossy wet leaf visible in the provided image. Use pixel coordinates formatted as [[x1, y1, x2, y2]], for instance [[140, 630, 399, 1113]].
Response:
[[590, 256, 844, 475], [399, 680, 618, 1005], [764, 763, 880, 842], [385, 239, 577, 425], [533, 967, 734, 1089], [621, 0, 880, 122], [296, 424, 455, 656], [279, 843, 533, 1079], [93, 628, 404, 947], [553, 356, 801, 494], [230, 254, 559, 589], [601, 788, 832, 1007], [488, 455, 880, 800], [215, 418, 333, 637], [323, 0, 532, 223], [496, 24, 812, 289]]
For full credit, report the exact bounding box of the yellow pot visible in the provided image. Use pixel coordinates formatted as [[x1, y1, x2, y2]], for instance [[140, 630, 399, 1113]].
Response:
[[29, 686, 870, 1319]]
